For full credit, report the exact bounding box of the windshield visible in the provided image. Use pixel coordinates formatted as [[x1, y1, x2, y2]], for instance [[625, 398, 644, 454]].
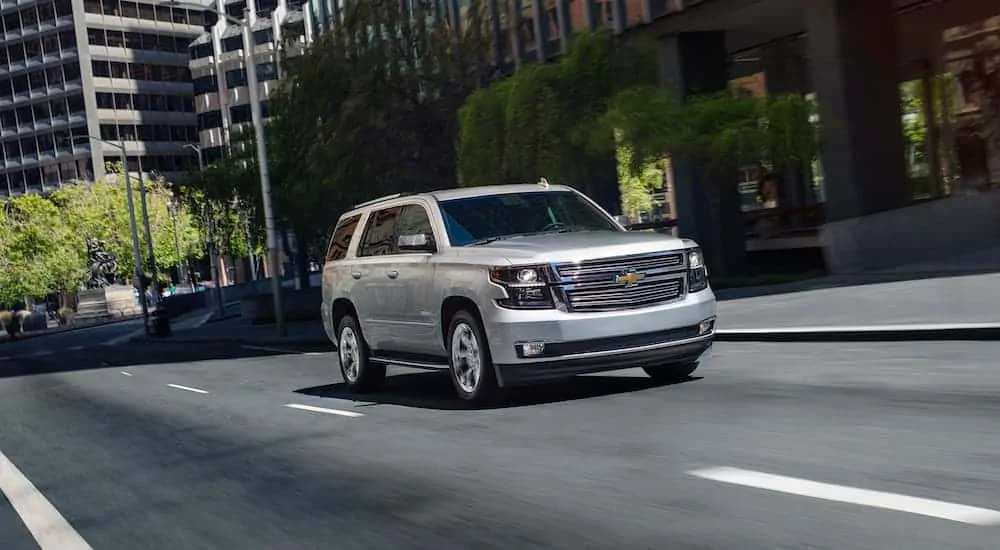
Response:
[[438, 190, 622, 246]]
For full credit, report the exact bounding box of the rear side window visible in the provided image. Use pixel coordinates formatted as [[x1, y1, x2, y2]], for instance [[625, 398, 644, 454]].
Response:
[[358, 206, 402, 257], [325, 214, 361, 262]]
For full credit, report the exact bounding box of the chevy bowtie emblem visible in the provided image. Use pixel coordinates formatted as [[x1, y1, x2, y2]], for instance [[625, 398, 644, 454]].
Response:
[[615, 268, 645, 288]]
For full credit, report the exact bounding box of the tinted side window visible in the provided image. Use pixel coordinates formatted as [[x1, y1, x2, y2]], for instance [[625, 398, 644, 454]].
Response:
[[396, 204, 434, 240], [325, 214, 360, 262], [358, 206, 402, 257]]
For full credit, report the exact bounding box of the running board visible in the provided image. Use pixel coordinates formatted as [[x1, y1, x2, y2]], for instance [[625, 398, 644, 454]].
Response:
[[369, 356, 449, 370]]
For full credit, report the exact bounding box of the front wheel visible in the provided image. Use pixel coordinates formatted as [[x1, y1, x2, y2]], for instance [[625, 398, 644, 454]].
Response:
[[337, 314, 385, 393], [642, 361, 699, 383], [447, 310, 503, 404]]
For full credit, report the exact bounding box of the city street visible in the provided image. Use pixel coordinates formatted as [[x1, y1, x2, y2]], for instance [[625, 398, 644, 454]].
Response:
[[0, 319, 146, 364], [1, 339, 999, 549]]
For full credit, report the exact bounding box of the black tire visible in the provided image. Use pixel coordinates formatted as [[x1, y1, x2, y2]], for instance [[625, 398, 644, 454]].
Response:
[[446, 310, 503, 404], [337, 314, 385, 393], [642, 361, 699, 383]]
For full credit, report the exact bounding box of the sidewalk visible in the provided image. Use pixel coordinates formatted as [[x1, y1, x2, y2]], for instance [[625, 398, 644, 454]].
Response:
[[715, 271, 1000, 341]]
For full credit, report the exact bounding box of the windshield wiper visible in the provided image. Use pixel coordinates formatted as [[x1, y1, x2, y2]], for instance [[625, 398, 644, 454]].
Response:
[[468, 235, 509, 246]]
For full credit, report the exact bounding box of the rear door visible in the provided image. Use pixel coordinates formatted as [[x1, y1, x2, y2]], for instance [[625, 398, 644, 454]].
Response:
[[352, 205, 403, 351]]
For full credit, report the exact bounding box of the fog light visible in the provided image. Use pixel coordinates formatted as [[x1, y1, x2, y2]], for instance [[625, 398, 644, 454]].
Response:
[[517, 342, 546, 357], [699, 319, 715, 335]]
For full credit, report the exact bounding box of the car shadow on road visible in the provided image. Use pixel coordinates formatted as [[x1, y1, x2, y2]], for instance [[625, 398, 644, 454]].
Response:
[[295, 371, 702, 410]]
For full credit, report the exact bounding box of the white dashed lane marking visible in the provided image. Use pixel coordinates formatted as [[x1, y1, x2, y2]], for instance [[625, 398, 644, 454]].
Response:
[[285, 403, 364, 418], [689, 467, 1000, 526], [167, 384, 209, 394]]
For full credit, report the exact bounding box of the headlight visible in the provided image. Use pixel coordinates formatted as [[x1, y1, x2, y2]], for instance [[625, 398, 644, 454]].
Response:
[[687, 247, 709, 292], [489, 265, 555, 309], [688, 249, 704, 269]]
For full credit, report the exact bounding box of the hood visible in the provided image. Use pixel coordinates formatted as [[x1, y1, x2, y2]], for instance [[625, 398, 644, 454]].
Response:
[[454, 230, 693, 264]]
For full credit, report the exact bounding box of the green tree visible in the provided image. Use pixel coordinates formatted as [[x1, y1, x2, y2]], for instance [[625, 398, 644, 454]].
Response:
[[615, 137, 663, 221], [266, 0, 492, 285], [457, 30, 662, 208], [51, 170, 203, 283], [0, 194, 85, 305]]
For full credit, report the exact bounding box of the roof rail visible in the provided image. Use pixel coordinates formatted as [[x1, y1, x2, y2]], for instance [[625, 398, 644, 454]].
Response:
[[352, 192, 410, 209]]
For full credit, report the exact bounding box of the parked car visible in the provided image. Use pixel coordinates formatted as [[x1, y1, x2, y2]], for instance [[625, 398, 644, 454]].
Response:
[[321, 181, 717, 403]]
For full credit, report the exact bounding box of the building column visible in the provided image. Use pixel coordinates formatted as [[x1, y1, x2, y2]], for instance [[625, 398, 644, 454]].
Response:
[[805, 0, 909, 221], [660, 31, 745, 276], [762, 37, 812, 208]]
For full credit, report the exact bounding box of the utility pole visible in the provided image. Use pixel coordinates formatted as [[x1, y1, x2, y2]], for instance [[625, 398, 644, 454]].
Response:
[[243, 7, 286, 337], [169, 196, 187, 290], [134, 158, 160, 305]]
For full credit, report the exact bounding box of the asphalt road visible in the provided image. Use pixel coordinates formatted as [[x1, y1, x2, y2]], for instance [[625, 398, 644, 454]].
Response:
[[0, 318, 144, 361], [2, 340, 1000, 549]]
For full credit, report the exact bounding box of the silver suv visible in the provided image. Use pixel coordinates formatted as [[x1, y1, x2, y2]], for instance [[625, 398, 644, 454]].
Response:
[[321, 182, 717, 404]]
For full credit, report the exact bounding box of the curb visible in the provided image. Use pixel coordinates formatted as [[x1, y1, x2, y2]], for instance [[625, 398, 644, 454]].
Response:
[[138, 336, 332, 347], [1, 315, 142, 344], [715, 323, 1000, 343]]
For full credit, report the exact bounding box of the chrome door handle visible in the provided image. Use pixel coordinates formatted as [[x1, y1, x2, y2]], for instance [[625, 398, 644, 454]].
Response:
[[351, 271, 362, 279], [386, 270, 399, 279]]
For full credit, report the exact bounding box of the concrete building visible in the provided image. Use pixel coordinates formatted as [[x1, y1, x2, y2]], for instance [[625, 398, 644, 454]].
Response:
[[0, 0, 205, 198], [187, 0, 307, 167]]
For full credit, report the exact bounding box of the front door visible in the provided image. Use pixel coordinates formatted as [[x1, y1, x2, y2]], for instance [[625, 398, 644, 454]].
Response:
[[376, 203, 440, 356]]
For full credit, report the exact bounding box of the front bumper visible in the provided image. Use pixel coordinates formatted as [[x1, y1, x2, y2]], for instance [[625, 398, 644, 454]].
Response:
[[483, 288, 717, 387]]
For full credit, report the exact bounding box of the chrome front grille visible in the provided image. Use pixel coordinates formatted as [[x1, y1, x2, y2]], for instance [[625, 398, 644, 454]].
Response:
[[554, 251, 687, 312]]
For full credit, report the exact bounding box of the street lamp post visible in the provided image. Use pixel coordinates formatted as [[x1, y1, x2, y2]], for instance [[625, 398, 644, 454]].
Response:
[[167, 0, 285, 338], [136, 163, 161, 305], [75, 136, 150, 335], [184, 143, 224, 318], [240, 7, 285, 337], [168, 196, 187, 289]]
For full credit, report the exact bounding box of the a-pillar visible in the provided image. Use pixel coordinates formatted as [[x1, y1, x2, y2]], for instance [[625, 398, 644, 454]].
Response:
[[806, 0, 910, 271], [660, 32, 746, 276]]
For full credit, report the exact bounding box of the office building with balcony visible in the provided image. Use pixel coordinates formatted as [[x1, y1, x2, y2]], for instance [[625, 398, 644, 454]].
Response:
[[0, 0, 206, 198], [187, 0, 307, 166]]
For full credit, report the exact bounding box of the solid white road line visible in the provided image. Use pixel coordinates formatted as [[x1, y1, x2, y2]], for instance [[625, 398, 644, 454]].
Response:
[[167, 383, 209, 394], [285, 403, 364, 418], [689, 467, 1000, 526], [716, 322, 1000, 334], [0, 449, 93, 549]]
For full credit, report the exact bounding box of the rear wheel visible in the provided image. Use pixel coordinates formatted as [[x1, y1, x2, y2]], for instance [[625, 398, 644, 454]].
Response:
[[642, 361, 699, 383], [337, 314, 385, 393], [447, 310, 503, 404]]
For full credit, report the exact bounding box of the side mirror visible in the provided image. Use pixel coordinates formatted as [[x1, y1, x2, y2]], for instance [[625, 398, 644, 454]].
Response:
[[397, 233, 436, 252]]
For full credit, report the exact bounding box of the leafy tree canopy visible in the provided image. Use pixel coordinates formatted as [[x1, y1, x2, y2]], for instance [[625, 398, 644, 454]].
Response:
[[0, 194, 84, 305]]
